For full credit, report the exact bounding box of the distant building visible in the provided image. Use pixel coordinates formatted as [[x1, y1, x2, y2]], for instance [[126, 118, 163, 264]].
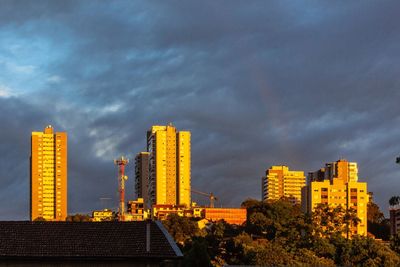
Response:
[[0, 221, 182, 266], [203, 208, 247, 225], [135, 152, 149, 207], [151, 204, 191, 220], [390, 206, 400, 236], [127, 198, 148, 221], [302, 159, 368, 237], [92, 209, 114, 222], [30, 125, 67, 221], [261, 165, 306, 204], [147, 124, 191, 207]]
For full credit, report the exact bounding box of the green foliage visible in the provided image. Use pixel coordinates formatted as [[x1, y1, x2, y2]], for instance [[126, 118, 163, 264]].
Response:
[[162, 213, 201, 244], [66, 214, 91, 222], [182, 237, 212, 267], [390, 232, 400, 254], [367, 202, 390, 240], [162, 199, 400, 266], [389, 196, 400, 207], [312, 203, 360, 239]]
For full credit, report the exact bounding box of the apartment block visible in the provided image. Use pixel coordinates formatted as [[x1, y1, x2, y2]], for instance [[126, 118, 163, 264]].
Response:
[[302, 159, 368, 237], [261, 165, 306, 204], [147, 124, 191, 207], [135, 152, 149, 207], [30, 125, 67, 221]]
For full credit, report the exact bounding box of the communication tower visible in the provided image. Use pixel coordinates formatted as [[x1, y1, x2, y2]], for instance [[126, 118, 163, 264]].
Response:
[[114, 156, 129, 221]]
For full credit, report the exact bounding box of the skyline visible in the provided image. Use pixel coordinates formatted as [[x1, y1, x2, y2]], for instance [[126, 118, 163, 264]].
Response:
[[0, 1, 400, 219]]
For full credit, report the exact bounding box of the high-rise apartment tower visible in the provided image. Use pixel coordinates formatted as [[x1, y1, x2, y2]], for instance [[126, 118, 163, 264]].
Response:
[[135, 152, 149, 207], [261, 165, 306, 204], [302, 159, 368, 237], [147, 124, 191, 207], [30, 125, 67, 221]]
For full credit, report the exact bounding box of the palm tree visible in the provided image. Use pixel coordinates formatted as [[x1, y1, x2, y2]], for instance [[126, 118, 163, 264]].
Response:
[[389, 196, 400, 207]]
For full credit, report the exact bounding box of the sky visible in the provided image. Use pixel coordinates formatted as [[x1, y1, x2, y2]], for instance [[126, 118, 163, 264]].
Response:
[[0, 0, 399, 220]]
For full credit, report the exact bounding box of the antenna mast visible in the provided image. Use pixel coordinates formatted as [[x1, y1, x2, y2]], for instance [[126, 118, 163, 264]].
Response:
[[114, 156, 129, 221]]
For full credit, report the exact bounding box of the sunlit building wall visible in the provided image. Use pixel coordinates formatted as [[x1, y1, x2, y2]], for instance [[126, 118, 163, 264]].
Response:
[[147, 124, 191, 207], [303, 159, 368, 237], [30, 125, 67, 221], [261, 165, 306, 204], [203, 208, 247, 225]]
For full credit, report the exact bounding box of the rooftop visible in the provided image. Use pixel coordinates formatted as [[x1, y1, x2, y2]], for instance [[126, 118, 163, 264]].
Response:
[[0, 221, 182, 260]]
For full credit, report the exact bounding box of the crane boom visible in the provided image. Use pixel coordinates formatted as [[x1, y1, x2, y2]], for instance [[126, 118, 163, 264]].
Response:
[[188, 188, 218, 208]]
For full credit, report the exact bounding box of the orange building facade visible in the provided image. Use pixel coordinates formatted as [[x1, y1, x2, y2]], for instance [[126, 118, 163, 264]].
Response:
[[30, 125, 67, 221], [203, 208, 247, 225]]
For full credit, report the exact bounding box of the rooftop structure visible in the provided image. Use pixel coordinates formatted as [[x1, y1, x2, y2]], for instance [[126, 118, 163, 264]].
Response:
[[0, 221, 182, 265]]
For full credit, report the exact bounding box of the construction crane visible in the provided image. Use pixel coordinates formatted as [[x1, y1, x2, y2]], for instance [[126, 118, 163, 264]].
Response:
[[114, 156, 129, 221], [190, 189, 218, 208]]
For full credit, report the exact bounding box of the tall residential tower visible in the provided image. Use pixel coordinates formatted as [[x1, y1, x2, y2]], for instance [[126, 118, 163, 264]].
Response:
[[147, 124, 191, 207], [30, 125, 67, 221], [261, 165, 306, 204]]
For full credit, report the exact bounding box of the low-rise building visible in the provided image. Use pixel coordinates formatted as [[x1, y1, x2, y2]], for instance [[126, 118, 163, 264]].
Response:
[[203, 208, 247, 225], [151, 204, 188, 220], [127, 198, 148, 221], [92, 209, 114, 222]]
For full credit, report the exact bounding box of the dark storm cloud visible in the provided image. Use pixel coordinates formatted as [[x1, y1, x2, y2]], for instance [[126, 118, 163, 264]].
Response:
[[0, 0, 399, 218]]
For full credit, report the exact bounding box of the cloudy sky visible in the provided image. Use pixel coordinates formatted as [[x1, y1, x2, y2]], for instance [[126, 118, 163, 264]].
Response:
[[0, 0, 399, 219]]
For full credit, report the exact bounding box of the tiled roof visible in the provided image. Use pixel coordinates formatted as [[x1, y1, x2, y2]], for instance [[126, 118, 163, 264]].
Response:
[[0, 221, 182, 259]]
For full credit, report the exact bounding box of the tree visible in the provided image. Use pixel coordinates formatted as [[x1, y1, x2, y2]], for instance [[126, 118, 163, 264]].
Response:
[[162, 214, 200, 245], [182, 237, 212, 267], [389, 196, 400, 207], [33, 217, 47, 222], [66, 214, 91, 222], [368, 202, 390, 240], [311, 204, 360, 239]]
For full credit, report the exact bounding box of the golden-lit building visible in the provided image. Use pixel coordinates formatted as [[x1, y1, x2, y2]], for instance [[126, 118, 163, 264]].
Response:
[[30, 125, 67, 221], [147, 124, 191, 207], [126, 198, 148, 221], [203, 208, 247, 225], [92, 209, 114, 222], [262, 165, 306, 204], [151, 204, 188, 220], [302, 159, 368, 237], [135, 152, 149, 207]]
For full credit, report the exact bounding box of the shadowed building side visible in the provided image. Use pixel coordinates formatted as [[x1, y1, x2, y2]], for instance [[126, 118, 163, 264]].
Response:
[[135, 152, 150, 208]]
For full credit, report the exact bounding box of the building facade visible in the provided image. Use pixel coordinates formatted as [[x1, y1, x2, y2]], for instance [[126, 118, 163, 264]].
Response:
[[147, 124, 191, 207], [261, 165, 306, 204], [30, 125, 67, 221], [135, 152, 149, 207], [203, 208, 247, 225], [302, 159, 368, 237], [390, 206, 400, 236]]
